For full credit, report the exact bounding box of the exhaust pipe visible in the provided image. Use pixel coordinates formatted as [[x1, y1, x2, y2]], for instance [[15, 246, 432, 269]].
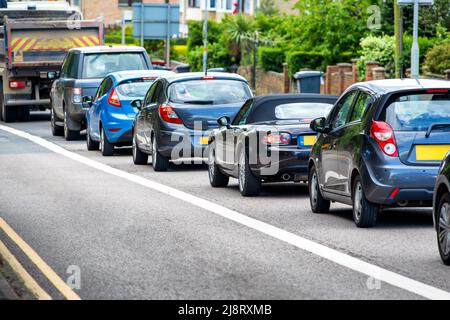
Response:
[[397, 201, 408, 207], [282, 174, 291, 181]]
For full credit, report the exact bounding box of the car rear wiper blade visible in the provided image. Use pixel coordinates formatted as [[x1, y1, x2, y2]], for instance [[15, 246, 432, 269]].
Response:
[[183, 100, 215, 105], [425, 123, 450, 138]]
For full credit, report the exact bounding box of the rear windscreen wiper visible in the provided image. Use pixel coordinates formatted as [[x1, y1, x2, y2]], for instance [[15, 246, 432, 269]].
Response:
[[183, 100, 214, 105], [425, 123, 450, 138]]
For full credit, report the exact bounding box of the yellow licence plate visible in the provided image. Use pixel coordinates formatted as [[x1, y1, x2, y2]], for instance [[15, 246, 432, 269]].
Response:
[[302, 136, 317, 146], [416, 145, 450, 161], [199, 137, 209, 145]]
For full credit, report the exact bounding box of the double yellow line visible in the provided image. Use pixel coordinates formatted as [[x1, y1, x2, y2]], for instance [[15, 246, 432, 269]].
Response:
[[0, 218, 81, 300]]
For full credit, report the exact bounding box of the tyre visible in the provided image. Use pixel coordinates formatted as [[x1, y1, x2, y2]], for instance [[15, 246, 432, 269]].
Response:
[[64, 109, 80, 141], [132, 131, 148, 165], [352, 176, 378, 228], [86, 125, 99, 151], [16, 107, 30, 122], [100, 128, 114, 156], [238, 148, 260, 197], [308, 165, 330, 213], [208, 142, 229, 188], [151, 136, 169, 172], [437, 193, 450, 266], [51, 108, 64, 136]]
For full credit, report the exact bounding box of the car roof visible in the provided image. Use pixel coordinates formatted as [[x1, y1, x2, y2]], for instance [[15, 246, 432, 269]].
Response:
[[252, 93, 339, 105], [157, 72, 248, 83], [110, 70, 175, 81], [69, 46, 147, 54], [352, 79, 450, 94]]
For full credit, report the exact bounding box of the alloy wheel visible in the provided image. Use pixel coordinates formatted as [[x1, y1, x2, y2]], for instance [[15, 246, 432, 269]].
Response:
[[238, 152, 246, 192], [354, 182, 363, 222], [438, 202, 450, 257], [311, 172, 318, 206]]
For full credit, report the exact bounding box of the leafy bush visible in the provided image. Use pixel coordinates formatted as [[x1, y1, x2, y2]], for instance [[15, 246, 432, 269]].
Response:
[[425, 43, 450, 74], [357, 35, 395, 80], [187, 43, 233, 72], [401, 35, 438, 72], [286, 51, 326, 76], [258, 47, 285, 72], [172, 45, 188, 62], [187, 20, 223, 51]]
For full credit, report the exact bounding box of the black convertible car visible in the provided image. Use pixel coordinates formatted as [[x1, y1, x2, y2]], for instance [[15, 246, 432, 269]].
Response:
[[207, 94, 338, 196], [434, 152, 450, 265]]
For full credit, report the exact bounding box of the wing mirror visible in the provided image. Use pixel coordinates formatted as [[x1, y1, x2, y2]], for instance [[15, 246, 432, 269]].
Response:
[[217, 116, 232, 129], [47, 71, 60, 80], [310, 117, 329, 134], [131, 99, 143, 110], [82, 96, 94, 107]]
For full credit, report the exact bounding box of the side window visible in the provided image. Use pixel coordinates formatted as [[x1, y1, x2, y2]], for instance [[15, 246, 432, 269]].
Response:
[[61, 53, 73, 78], [145, 82, 157, 106], [329, 91, 358, 130], [67, 53, 80, 79], [233, 100, 253, 125], [151, 82, 162, 104], [94, 78, 113, 101], [350, 91, 373, 122]]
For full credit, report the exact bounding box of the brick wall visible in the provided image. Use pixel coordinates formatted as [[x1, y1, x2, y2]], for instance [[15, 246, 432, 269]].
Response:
[[238, 66, 287, 96]]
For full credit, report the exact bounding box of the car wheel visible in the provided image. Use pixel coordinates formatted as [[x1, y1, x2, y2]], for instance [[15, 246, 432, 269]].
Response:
[[308, 165, 330, 213], [100, 128, 114, 156], [352, 176, 378, 228], [51, 108, 64, 136], [208, 142, 229, 188], [132, 131, 148, 165], [437, 193, 450, 265], [64, 109, 80, 141], [86, 125, 99, 151], [151, 136, 169, 172], [238, 149, 260, 197]]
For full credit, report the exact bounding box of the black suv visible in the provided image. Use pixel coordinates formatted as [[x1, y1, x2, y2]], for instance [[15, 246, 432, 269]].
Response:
[[309, 79, 450, 228], [50, 46, 152, 140]]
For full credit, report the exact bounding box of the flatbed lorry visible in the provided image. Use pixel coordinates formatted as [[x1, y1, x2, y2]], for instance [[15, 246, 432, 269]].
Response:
[[0, 1, 104, 122]]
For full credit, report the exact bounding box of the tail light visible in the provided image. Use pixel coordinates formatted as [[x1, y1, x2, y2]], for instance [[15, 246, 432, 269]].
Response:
[[370, 121, 398, 157], [9, 81, 26, 89], [159, 104, 183, 124], [108, 88, 121, 107], [263, 133, 291, 145], [72, 87, 82, 103]]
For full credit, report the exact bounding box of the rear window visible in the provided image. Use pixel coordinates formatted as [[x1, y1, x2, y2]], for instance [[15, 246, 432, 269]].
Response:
[[274, 103, 334, 121], [82, 53, 147, 79], [116, 79, 155, 98], [382, 92, 450, 131], [168, 80, 252, 105]]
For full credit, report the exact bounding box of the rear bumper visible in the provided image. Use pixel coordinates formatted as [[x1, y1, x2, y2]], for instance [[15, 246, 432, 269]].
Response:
[[252, 146, 311, 181], [362, 161, 438, 206], [157, 128, 209, 159]]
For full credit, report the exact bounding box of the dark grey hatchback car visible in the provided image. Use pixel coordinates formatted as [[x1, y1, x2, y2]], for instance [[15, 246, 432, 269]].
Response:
[[309, 79, 450, 228]]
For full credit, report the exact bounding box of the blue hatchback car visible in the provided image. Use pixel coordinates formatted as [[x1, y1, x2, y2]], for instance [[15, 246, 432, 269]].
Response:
[[85, 70, 174, 156]]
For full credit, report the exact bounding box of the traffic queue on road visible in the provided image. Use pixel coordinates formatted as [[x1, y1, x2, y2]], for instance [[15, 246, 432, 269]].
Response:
[[42, 45, 450, 266]]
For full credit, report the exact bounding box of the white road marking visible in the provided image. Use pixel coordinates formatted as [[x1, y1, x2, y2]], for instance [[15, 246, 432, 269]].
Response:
[[1, 123, 449, 300]]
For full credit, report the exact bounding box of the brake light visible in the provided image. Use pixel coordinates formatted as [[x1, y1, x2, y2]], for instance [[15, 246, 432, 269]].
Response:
[[370, 121, 398, 157], [9, 81, 26, 89], [108, 88, 121, 107], [202, 76, 215, 80], [72, 87, 82, 103], [427, 89, 449, 93], [263, 133, 291, 145], [159, 104, 183, 124]]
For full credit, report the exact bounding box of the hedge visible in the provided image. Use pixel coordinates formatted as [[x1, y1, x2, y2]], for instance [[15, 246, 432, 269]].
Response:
[[258, 47, 286, 73], [425, 43, 450, 74], [286, 51, 326, 76]]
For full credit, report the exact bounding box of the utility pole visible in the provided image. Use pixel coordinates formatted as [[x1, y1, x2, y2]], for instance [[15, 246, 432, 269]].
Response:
[[202, 0, 208, 73], [394, 3, 402, 78], [410, 0, 420, 79], [140, 2, 144, 47], [166, 0, 171, 68]]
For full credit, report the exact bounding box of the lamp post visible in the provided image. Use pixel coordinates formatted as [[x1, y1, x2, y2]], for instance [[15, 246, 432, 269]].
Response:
[[202, 0, 208, 73]]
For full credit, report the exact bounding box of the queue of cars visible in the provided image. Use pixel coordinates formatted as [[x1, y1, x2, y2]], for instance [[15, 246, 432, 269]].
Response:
[[47, 45, 450, 265]]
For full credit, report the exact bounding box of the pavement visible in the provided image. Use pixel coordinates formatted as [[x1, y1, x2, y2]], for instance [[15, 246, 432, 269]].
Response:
[[0, 112, 448, 300]]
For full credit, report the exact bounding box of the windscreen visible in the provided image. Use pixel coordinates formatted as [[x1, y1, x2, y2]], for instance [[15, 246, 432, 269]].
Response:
[[82, 53, 147, 79], [382, 92, 450, 131], [116, 80, 155, 98], [274, 103, 334, 122], [168, 80, 252, 105]]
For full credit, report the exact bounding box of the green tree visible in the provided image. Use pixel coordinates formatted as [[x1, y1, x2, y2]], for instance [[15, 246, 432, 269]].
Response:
[[258, 0, 278, 16]]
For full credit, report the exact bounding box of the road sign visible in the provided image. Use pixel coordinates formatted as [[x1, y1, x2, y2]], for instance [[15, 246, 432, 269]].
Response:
[[397, 0, 433, 5], [132, 3, 180, 40]]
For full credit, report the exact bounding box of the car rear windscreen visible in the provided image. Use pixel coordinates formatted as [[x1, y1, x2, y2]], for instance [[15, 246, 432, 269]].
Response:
[[82, 53, 147, 79], [382, 92, 450, 131], [275, 103, 334, 121], [116, 80, 155, 98], [168, 80, 252, 105]]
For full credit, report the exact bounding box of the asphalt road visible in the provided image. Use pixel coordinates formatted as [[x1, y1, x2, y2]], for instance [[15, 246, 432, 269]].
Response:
[[0, 112, 448, 300]]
